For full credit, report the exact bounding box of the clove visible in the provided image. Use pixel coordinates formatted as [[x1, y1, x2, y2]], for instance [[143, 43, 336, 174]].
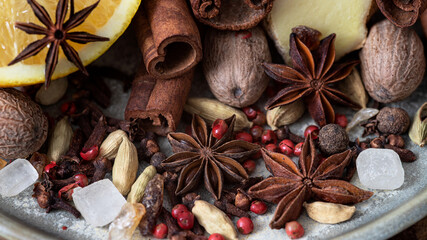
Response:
[[92, 157, 112, 183], [163, 171, 180, 206], [385, 144, 417, 162], [214, 199, 250, 218]]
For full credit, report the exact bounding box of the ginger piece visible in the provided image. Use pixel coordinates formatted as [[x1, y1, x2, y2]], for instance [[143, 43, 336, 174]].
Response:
[[265, 0, 375, 63]]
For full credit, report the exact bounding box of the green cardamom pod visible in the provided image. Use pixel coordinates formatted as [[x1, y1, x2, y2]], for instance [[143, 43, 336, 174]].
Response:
[[409, 102, 427, 147]]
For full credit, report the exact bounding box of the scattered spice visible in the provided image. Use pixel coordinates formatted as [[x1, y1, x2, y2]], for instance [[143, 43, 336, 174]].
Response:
[[161, 115, 259, 200], [8, 0, 109, 86], [248, 135, 372, 229], [139, 174, 165, 236], [263, 27, 360, 126], [376, 107, 410, 135], [318, 124, 349, 155]]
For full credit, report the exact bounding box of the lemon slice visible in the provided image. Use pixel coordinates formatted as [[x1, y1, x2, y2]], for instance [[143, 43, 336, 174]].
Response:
[[0, 0, 141, 87]]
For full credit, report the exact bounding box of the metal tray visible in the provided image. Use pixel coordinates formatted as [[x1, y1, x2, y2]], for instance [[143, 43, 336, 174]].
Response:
[[0, 28, 426, 240]]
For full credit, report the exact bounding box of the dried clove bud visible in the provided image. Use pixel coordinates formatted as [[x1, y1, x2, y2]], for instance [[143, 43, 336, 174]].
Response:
[[275, 126, 304, 143], [83, 116, 108, 151], [64, 129, 85, 160], [384, 144, 417, 162], [160, 207, 181, 238], [150, 152, 166, 173], [387, 135, 405, 148], [163, 171, 180, 207], [370, 137, 384, 148], [182, 193, 201, 210], [92, 157, 112, 183], [139, 138, 160, 160], [214, 199, 250, 218], [235, 189, 251, 211]]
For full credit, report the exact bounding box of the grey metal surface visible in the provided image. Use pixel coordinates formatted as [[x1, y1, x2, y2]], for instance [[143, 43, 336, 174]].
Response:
[[0, 28, 426, 240]]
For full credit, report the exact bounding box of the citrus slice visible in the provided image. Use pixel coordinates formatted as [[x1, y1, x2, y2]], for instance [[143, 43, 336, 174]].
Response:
[[0, 0, 141, 87]]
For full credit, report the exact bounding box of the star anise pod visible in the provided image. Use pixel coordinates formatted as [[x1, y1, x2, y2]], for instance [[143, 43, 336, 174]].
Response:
[[248, 134, 373, 229], [161, 114, 260, 200], [263, 29, 361, 126], [8, 0, 109, 87]]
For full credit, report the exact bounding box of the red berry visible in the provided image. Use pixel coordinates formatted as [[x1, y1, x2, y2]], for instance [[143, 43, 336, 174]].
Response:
[[250, 200, 267, 215], [243, 160, 256, 174], [153, 223, 168, 239], [249, 125, 263, 141], [60, 102, 76, 115], [294, 143, 303, 157], [73, 174, 88, 187], [261, 130, 277, 144], [80, 145, 99, 161], [62, 226, 68, 230], [177, 211, 194, 230], [252, 111, 266, 126], [212, 119, 228, 139], [304, 125, 319, 140], [208, 233, 225, 240], [235, 132, 253, 143], [279, 140, 295, 156], [335, 114, 348, 128], [236, 217, 253, 235], [172, 204, 188, 219], [285, 221, 304, 239], [243, 107, 258, 120], [44, 162, 57, 173], [265, 143, 278, 152], [58, 183, 78, 199]]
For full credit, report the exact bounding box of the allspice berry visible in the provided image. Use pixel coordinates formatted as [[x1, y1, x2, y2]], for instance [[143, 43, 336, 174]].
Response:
[[319, 124, 349, 155], [376, 107, 410, 134]]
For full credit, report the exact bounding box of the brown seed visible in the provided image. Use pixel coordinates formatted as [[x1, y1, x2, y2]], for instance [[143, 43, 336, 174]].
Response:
[[387, 135, 405, 148]]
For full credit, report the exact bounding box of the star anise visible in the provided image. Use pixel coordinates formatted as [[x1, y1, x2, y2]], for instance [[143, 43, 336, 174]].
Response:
[[263, 29, 361, 126], [161, 115, 260, 200], [8, 0, 109, 87], [248, 134, 373, 229]]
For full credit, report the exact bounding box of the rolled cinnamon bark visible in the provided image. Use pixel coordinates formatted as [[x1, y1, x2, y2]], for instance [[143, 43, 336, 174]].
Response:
[[125, 63, 193, 136], [135, 0, 202, 79], [189, 0, 273, 30], [376, 0, 427, 27]]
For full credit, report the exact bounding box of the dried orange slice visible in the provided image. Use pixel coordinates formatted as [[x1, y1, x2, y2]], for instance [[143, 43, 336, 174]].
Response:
[[0, 0, 141, 87]]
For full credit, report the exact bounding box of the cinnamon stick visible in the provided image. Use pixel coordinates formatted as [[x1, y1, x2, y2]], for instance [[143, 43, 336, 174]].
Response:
[[376, 0, 427, 27], [125, 64, 193, 136], [134, 0, 202, 79], [189, 0, 273, 30]]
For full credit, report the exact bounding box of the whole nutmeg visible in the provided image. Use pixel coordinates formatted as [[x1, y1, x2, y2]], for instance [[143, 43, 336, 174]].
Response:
[[0, 89, 48, 159], [376, 107, 410, 134], [360, 20, 426, 103], [203, 26, 271, 107], [318, 124, 349, 155]]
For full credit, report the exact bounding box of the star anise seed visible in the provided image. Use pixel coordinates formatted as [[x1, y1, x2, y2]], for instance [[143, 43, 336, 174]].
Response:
[[248, 134, 373, 229], [161, 114, 260, 200], [263, 27, 361, 126], [8, 0, 109, 87]]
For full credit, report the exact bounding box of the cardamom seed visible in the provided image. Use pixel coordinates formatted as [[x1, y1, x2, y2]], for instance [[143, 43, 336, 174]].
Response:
[[47, 116, 73, 162], [303, 201, 356, 224], [184, 98, 252, 130], [409, 102, 427, 147], [35, 78, 68, 106], [127, 165, 157, 203], [266, 100, 304, 130], [337, 68, 368, 108], [99, 130, 127, 160], [112, 137, 138, 195]]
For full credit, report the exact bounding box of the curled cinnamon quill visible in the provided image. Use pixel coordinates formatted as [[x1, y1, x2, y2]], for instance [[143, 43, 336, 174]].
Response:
[[376, 0, 427, 27], [189, 0, 274, 30], [135, 0, 202, 79], [125, 64, 193, 136]]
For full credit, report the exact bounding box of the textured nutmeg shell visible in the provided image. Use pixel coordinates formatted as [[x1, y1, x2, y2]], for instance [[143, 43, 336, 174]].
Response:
[[376, 107, 410, 135], [360, 19, 426, 103], [0, 89, 48, 159], [203, 26, 271, 107], [319, 124, 349, 155]]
